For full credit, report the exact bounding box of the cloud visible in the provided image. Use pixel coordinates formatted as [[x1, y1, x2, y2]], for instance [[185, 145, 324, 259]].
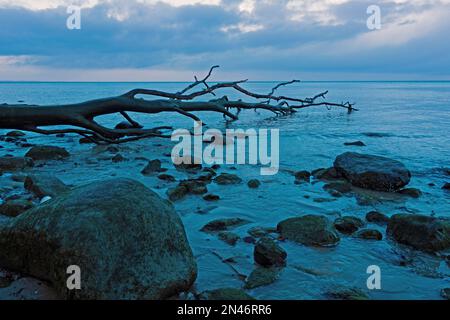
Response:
[[0, 0, 449, 80]]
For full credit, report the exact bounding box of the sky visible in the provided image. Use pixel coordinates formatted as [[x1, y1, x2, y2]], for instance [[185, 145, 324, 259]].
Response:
[[0, 0, 450, 81]]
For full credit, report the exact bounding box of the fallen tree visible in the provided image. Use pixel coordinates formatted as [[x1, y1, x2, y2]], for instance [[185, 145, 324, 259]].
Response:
[[0, 66, 356, 144]]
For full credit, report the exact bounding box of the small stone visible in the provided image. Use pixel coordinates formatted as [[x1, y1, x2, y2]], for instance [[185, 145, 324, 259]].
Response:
[[25, 145, 70, 161], [201, 218, 250, 233], [344, 141, 366, 147], [203, 194, 220, 201], [158, 174, 176, 182], [294, 171, 311, 183], [167, 185, 188, 202], [141, 159, 166, 175], [247, 179, 261, 189], [254, 237, 287, 267], [248, 226, 277, 238], [366, 211, 390, 224], [334, 216, 365, 235], [0, 199, 34, 217], [112, 154, 127, 163], [214, 173, 242, 185], [180, 180, 208, 195], [355, 229, 383, 241], [244, 267, 279, 289], [442, 183, 450, 190], [218, 232, 239, 246], [398, 188, 422, 198]]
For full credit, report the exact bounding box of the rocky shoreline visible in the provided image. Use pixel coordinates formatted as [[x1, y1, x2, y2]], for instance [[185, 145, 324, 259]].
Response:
[[0, 130, 449, 300]]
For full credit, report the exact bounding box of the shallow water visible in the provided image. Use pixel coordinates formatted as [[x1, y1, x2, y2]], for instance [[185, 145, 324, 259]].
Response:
[[0, 81, 449, 299]]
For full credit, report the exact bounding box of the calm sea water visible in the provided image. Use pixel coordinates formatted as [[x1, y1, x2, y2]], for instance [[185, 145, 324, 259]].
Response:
[[0, 81, 449, 299]]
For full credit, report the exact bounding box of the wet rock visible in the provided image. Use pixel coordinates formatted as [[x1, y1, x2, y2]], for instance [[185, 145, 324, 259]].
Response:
[[294, 171, 311, 183], [441, 288, 450, 300], [247, 179, 261, 189], [158, 174, 176, 182], [203, 194, 220, 201], [387, 214, 450, 252], [442, 183, 450, 190], [244, 267, 279, 289], [180, 179, 208, 195], [254, 237, 287, 267], [0, 199, 34, 217], [167, 185, 189, 202], [174, 161, 202, 172], [325, 287, 369, 300], [313, 197, 336, 203], [311, 167, 342, 181], [333, 152, 411, 192], [0, 178, 197, 299], [6, 131, 26, 137], [277, 215, 340, 247], [24, 174, 70, 199], [0, 156, 34, 173], [355, 229, 383, 241], [334, 216, 364, 235], [200, 288, 255, 300], [398, 188, 422, 198], [25, 145, 70, 161], [218, 232, 239, 246], [214, 173, 242, 185], [344, 141, 366, 147], [141, 159, 167, 175], [201, 218, 250, 233], [366, 211, 390, 225], [323, 181, 352, 194], [111, 153, 127, 163]]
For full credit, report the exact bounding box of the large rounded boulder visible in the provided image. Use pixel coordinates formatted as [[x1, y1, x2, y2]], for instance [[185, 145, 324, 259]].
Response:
[[0, 178, 197, 299], [333, 152, 411, 192]]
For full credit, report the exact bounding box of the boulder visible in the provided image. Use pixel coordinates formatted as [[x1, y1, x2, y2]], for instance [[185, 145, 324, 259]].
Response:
[[333, 152, 411, 191], [214, 173, 242, 185], [24, 174, 70, 198], [0, 178, 197, 299], [334, 216, 364, 235], [0, 199, 34, 217], [254, 237, 287, 267], [25, 145, 70, 161], [387, 214, 450, 252], [0, 156, 34, 173], [277, 215, 340, 247]]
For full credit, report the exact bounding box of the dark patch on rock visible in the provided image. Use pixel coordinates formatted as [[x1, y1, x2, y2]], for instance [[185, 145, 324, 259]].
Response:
[[334, 216, 364, 235], [277, 215, 340, 247], [254, 237, 287, 267], [333, 152, 411, 192], [387, 214, 450, 252], [25, 145, 70, 161]]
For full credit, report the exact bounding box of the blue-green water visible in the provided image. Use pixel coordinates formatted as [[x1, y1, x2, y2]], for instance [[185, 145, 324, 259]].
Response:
[[0, 81, 449, 299]]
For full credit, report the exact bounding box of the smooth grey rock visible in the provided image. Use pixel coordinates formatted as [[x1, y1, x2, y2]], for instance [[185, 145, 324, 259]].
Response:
[[214, 173, 242, 185], [25, 145, 70, 161], [334, 216, 364, 235]]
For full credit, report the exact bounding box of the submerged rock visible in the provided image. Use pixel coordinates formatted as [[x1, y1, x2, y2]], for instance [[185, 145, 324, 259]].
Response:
[[141, 159, 166, 175], [311, 167, 342, 181], [203, 194, 220, 201], [111, 154, 127, 163], [24, 174, 70, 199], [248, 226, 277, 238], [158, 174, 176, 182], [247, 179, 261, 189], [254, 237, 287, 267], [333, 152, 411, 192], [214, 173, 242, 185], [200, 288, 255, 300], [442, 183, 450, 190], [218, 232, 240, 246], [398, 188, 422, 198], [277, 215, 340, 247], [323, 181, 352, 194], [244, 267, 279, 289], [293, 171, 311, 183], [167, 185, 189, 202], [25, 145, 70, 161], [387, 214, 450, 252], [355, 229, 383, 241], [0, 199, 34, 217], [0, 178, 197, 299], [344, 141, 366, 147], [0, 156, 34, 173], [366, 211, 390, 224], [334, 216, 364, 235], [201, 218, 250, 233]]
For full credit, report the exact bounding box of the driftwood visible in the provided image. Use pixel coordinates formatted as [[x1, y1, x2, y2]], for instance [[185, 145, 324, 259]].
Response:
[[0, 66, 356, 144]]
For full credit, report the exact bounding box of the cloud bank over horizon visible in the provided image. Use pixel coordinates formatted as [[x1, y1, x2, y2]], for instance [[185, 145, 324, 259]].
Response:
[[1, 0, 450, 81]]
